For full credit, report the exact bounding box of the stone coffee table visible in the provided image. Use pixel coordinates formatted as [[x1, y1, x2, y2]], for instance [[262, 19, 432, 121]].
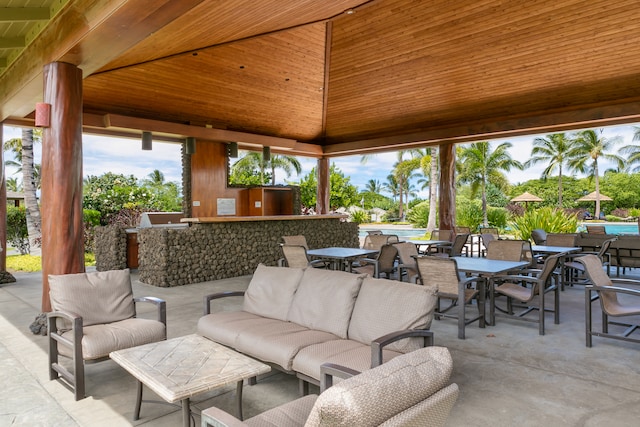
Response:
[[110, 334, 270, 427]]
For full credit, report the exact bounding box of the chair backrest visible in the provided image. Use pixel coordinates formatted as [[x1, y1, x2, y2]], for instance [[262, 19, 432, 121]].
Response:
[[384, 234, 400, 243], [598, 237, 617, 261], [586, 225, 606, 234], [366, 230, 383, 235], [534, 253, 562, 294], [416, 256, 460, 296], [450, 233, 469, 257], [577, 254, 619, 311], [431, 229, 454, 242], [546, 233, 577, 247], [282, 235, 309, 250], [363, 234, 392, 250], [486, 240, 525, 262], [454, 226, 471, 234], [311, 346, 457, 427], [479, 227, 500, 239], [376, 243, 399, 273], [395, 242, 419, 266], [531, 228, 547, 245], [280, 244, 310, 268], [480, 233, 496, 248]]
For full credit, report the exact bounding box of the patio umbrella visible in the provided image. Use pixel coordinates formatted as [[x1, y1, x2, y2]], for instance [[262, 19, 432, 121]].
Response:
[[510, 191, 543, 209], [577, 191, 613, 219]]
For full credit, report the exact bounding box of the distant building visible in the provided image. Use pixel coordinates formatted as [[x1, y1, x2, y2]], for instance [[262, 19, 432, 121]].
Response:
[[7, 191, 25, 207]]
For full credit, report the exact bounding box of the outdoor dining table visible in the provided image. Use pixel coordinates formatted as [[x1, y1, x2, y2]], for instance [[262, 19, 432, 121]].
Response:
[[404, 239, 451, 254], [452, 256, 530, 328], [306, 247, 379, 271]]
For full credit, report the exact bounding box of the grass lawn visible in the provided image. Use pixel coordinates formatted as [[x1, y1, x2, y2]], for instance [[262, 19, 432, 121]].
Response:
[[6, 253, 96, 273]]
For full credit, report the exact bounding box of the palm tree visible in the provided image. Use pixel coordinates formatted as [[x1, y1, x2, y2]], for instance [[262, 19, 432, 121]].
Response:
[[6, 177, 20, 192], [524, 133, 575, 208], [144, 169, 165, 186], [569, 129, 624, 219], [231, 151, 268, 184], [619, 126, 640, 172], [4, 128, 42, 250], [458, 141, 523, 227], [383, 174, 399, 202], [416, 147, 438, 232], [268, 155, 302, 185], [365, 179, 382, 194]]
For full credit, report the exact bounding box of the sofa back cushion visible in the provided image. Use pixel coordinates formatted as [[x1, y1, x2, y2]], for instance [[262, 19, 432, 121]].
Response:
[[49, 269, 135, 327], [243, 264, 305, 321], [348, 277, 437, 352], [287, 268, 365, 338], [305, 346, 454, 427]]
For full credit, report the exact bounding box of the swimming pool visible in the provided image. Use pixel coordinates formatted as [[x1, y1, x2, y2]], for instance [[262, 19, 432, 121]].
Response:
[[578, 223, 638, 234]]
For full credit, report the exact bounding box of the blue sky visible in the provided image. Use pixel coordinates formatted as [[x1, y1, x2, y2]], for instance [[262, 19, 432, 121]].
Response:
[[2, 123, 637, 199]]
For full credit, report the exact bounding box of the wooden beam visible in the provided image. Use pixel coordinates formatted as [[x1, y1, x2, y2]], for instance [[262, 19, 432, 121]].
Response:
[[0, 0, 205, 121], [321, 101, 640, 156], [0, 7, 50, 21]]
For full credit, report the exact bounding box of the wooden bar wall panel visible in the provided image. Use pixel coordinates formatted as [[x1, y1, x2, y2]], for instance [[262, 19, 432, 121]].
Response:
[[438, 142, 456, 231], [41, 62, 85, 313], [190, 140, 247, 217]]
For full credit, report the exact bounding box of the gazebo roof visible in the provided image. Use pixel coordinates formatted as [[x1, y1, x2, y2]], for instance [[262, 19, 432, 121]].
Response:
[[510, 192, 543, 203], [3, 1, 640, 157]]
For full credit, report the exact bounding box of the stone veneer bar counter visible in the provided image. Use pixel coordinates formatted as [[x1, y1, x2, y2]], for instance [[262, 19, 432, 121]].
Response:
[[95, 215, 359, 287]]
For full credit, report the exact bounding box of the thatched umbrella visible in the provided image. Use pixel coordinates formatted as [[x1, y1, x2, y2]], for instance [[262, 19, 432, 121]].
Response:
[[577, 191, 613, 219], [510, 191, 543, 209]]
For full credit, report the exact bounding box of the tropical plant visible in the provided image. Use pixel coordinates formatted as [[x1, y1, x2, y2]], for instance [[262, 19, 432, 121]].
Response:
[[524, 133, 576, 208], [508, 207, 579, 241], [6, 206, 29, 255], [230, 151, 301, 185], [455, 197, 483, 231], [568, 129, 624, 218], [4, 128, 42, 251], [365, 179, 383, 194], [6, 177, 20, 192], [457, 141, 523, 227], [407, 200, 432, 228], [298, 164, 359, 210], [349, 209, 370, 224]]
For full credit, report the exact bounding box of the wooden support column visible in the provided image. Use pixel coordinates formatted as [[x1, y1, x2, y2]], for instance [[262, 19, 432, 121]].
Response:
[[316, 158, 330, 214], [438, 142, 456, 230], [0, 124, 6, 271], [41, 62, 84, 313]]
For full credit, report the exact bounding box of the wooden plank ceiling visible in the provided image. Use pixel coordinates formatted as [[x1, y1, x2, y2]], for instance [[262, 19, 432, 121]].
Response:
[[3, 0, 640, 157]]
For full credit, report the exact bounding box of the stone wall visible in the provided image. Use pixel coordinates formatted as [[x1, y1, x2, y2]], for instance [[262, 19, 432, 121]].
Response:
[[94, 226, 127, 271], [96, 218, 358, 287]]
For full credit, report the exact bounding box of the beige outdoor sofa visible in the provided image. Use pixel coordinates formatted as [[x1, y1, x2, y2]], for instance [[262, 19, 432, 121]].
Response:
[[197, 264, 438, 391], [201, 346, 458, 427]]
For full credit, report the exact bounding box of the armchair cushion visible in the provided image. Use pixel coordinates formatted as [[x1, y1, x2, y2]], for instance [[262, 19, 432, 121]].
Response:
[[305, 346, 454, 427], [288, 268, 365, 338], [58, 318, 166, 360], [49, 269, 135, 327], [243, 264, 305, 321], [348, 278, 437, 352]]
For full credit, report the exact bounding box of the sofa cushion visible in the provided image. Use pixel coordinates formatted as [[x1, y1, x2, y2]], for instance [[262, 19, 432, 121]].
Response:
[[245, 394, 318, 427], [59, 318, 165, 360], [348, 278, 437, 353], [197, 311, 284, 348], [243, 264, 305, 321], [292, 339, 402, 382], [234, 322, 339, 371], [287, 268, 365, 338], [49, 269, 135, 327], [305, 346, 453, 427]]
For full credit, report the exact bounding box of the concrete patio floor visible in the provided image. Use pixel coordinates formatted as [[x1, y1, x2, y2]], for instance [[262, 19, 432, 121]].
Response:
[[2, 267, 640, 426]]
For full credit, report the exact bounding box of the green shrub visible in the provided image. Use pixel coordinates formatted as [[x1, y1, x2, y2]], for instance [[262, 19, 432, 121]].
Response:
[[6, 206, 29, 255], [487, 207, 508, 228], [456, 198, 483, 231], [6, 254, 41, 272], [406, 201, 430, 228], [349, 209, 370, 224], [605, 215, 622, 222], [509, 207, 579, 241]]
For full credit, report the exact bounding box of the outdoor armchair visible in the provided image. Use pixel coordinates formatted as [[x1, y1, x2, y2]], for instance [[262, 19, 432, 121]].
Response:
[[490, 253, 561, 335], [353, 243, 398, 278], [434, 233, 469, 257], [578, 254, 640, 347], [415, 256, 483, 339], [531, 229, 547, 245], [280, 236, 328, 268], [395, 241, 420, 282], [279, 244, 315, 268], [564, 238, 616, 286], [201, 346, 458, 427], [47, 269, 166, 400]]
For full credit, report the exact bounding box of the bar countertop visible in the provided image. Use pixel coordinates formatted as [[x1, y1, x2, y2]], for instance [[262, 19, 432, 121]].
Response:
[[181, 214, 347, 223]]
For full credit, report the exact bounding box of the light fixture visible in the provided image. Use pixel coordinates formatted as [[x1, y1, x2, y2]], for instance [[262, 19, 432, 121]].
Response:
[[185, 137, 196, 154], [228, 142, 238, 158], [263, 146, 271, 162], [141, 131, 152, 150]]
